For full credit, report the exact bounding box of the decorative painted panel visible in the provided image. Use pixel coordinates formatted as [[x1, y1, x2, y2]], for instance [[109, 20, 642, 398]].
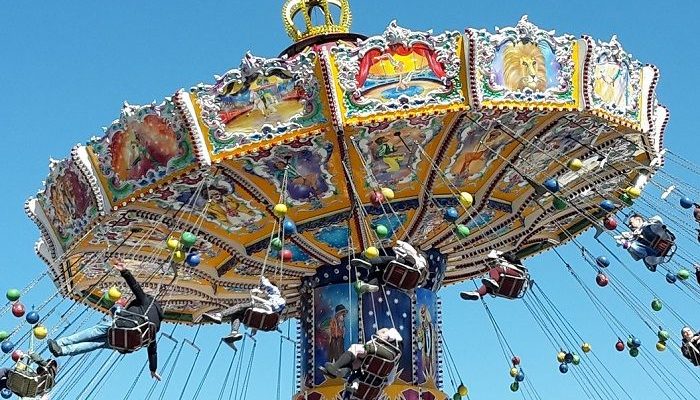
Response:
[[240, 134, 337, 208], [468, 16, 581, 109], [36, 156, 102, 250], [193, 51, 327, 158], [495, 115, 608, 195], [352, 115, 444, 191], [587, 35, 644, 127], [442, 110, 542, 187], [332, 21, 465, 122], [88, 100, 196, 206], [146, 171, 266, 235]]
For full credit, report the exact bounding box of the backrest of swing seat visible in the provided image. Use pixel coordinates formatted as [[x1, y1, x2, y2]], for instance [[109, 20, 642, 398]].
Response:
[[6, 369, 54, 398], [494, 271, 528, 299], [351, 382, 382, 400], [639, 225, 674, 253], [108, 321, 156, 353], [357, 370, 387, 387], [383, 261, 422, 290], [243, 308, 279, 331], [362, 338, 400, 377], [365, 337, 401, 361], [653, 238, 674, 256]]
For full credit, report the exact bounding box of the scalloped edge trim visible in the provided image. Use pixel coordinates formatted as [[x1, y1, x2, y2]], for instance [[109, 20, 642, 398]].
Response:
[[174, 90, 212, 167]]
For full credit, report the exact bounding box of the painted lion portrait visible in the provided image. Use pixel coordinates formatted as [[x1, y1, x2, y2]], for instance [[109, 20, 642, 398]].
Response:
[[502, 42, 548, 92]]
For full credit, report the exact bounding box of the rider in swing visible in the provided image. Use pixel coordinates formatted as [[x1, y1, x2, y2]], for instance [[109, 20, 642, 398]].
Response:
[[615, 213, 674, 271], [1, 353, 58, 399], [202, 276, 286, 348], [47, 260, 164, 381], [460, 250, 528, 301], [682, 327, 700, 367], [350, 241, 428, 294], [320, 327, 403, 397]]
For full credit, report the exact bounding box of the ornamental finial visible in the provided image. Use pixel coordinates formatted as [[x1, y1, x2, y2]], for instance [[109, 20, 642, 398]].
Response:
[[282, 0, 352, 42]]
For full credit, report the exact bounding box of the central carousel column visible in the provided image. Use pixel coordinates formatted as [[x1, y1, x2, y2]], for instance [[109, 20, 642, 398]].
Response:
[[295, 249, 450, 400]]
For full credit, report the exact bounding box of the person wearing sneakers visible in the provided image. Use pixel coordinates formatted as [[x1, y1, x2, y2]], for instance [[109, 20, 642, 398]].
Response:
[[203, 276, 286, 349], [320, 327, 403, 396], [615, 213, 675, 272], [460, 250, 526, 301], [48, 260, 163, 381], [351, 241, 428, 293]]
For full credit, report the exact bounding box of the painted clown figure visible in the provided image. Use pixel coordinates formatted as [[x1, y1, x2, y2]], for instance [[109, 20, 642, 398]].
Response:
[[328, 304, 348, 362]]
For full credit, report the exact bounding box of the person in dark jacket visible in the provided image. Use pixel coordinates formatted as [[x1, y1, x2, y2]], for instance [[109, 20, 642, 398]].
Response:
[[47, 260, 164, 380], [681, 327, 700, 367]]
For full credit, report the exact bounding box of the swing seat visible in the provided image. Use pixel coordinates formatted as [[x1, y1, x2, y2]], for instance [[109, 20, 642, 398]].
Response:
[[638, 225, 676, 258], [6, 369, 55, 398], [108, 319, 157, 353], [491, 264, 529, 300], [351, 383, 381, 400], [362, 336, 401, 378], [349, 336, 402, 400], [243, 307, 280, 332], [382, 260, 425, 291]]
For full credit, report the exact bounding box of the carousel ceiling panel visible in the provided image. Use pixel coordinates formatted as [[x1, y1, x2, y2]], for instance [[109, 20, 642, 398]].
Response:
[[138, 169, 274, 248], [86, 97, 201, 208], [223, 131, 350, 224], [77, 215, 231, 271], [249, 243, 320, 270], [467, 16, 583, 110], [437, 207, 512, 254], [303, 216, 363, 259], [190, 51, 330, 161], [71, 257, 202, 288], [492, 114, 612, 201], [433, 109, 549, 195], [345, 115, 448, 201], [329, 21, 466, 125], [362, 207, 415, 246]]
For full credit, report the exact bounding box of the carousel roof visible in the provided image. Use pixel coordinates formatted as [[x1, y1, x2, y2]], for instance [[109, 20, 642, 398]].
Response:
[[26, 4, 667, 322]]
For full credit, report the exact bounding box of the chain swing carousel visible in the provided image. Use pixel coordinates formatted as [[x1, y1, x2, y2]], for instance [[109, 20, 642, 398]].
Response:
[[5, 0, 699, 399]]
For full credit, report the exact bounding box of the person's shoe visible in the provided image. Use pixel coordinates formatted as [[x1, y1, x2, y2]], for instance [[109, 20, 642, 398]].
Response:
[[320, 362, 342, 378], [644, 260, 657, 272], [222, 332, 244, 350], [487, 250, 503, 259], [482, 278, 500, 291], [47, 339, 62, 357], [350, 258, 371, 270], [202, 313, 223, 324], [346, 380, 360, 393], [354, 281, 379, 294], [459, 291, 480, 301]]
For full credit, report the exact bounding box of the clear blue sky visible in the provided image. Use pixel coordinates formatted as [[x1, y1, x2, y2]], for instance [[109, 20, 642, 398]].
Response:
[[1, 1, 699, 399]]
